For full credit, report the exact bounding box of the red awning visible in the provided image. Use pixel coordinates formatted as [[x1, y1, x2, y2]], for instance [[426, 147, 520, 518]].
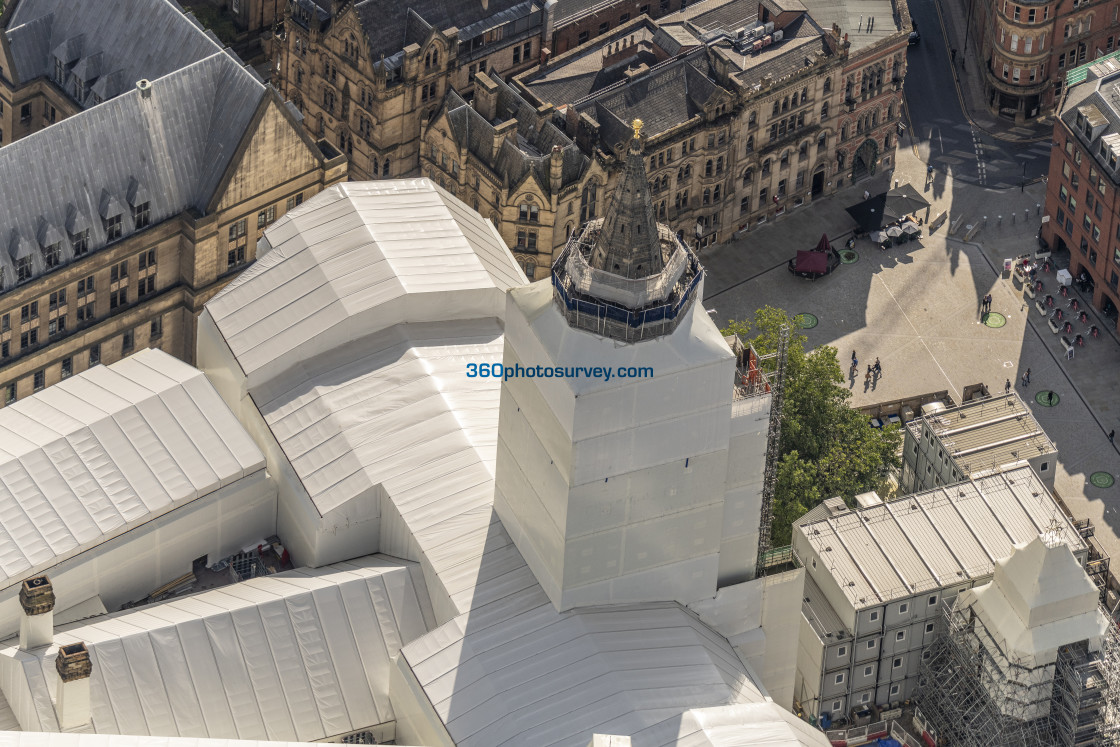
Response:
[[815, 233, 832, 252], [795, 250, 828, 274]]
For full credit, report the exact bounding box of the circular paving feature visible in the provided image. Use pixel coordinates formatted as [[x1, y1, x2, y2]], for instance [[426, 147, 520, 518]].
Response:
[[795, 313, 819, 329], [1035, 391, 1060, 407], [1091, 472, 1116, 489], [983, 312, 1007, 328], [840, 250, 859, 264]]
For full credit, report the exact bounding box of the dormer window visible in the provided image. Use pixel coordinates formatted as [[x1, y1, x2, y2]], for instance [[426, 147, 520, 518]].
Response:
[[54, 58, 66, 84], [71, 229, 90, 256], [133, 202, 150, 229], [104, 215, 122, 241], [43, 242, 61, 269], [15, 257, 32, 283]]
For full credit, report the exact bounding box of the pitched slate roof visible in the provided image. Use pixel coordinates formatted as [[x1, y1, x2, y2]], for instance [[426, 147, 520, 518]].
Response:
[[353, 0, 537, 56], [5, 0, 227, 102], [441, 75, 588, 195], [0, 51, 269, 291], [577, 53, 729, 145]]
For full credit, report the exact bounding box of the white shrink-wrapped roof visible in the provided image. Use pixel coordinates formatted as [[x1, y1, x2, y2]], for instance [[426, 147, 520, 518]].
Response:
[[206, 180, 524, 392], [0, 555, 432, 741], [0, 736, 346, 747], [0, 348, 263, 593], [963, 535, 1109, 665], [398, 600, 830, 747], [675, 703, 835, 745]]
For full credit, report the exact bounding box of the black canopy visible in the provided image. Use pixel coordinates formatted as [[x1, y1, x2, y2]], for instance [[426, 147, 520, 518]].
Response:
[[845, 184, 931, 232]]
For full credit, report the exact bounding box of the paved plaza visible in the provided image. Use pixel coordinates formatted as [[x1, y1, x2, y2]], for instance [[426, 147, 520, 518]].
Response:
[[701, 145, 1120, 562]]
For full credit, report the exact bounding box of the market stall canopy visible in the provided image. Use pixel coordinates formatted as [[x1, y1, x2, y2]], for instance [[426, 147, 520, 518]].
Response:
[[794, 250, 829, 274], [846, 184, 931, 231], [815, 233, 832, 252]]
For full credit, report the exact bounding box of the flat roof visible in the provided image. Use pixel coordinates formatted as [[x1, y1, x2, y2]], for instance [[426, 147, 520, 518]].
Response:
[[922, 393, 1056, 477], [797, 465, 1086, 610]]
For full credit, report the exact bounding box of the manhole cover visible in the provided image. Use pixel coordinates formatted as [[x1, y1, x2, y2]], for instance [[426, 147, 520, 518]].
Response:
[[795, 313, 818, 329], [983, 312, 1007, 328], [1091, 472, 1116, 489], [1035, 391, 1060, 407], [840, 250, 859, 264]]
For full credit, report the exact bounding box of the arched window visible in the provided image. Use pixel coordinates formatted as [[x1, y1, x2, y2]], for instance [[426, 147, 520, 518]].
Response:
[[382, 158, 391, 177], [705, 160, 713, 177], [742, 168, 753, 187], [703, 188, 711, 205], [745, 135, 754, 154], [824, 77, 832, 93], [821, 102, 829, 119], [713, 185, 721, 202], [580, 182, 599, 222]]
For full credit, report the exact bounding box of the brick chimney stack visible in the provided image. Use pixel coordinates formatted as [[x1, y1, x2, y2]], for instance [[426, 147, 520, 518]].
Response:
[[18, 575, 55, 651], [55, 642, 93, 730]]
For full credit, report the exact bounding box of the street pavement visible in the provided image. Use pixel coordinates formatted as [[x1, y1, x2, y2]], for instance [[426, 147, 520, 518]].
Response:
[[904, 0, 1051, 188], [701, 143, 1120, 564]]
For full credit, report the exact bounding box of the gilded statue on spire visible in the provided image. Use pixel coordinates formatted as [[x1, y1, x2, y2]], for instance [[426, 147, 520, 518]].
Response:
[[632, 119, 643, 140]]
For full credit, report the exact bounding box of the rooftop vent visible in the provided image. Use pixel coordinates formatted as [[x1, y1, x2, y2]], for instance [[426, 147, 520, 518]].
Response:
[[136, 79, 151, 99], [19, 575, 55, 651], [55, 641, 92, 729]]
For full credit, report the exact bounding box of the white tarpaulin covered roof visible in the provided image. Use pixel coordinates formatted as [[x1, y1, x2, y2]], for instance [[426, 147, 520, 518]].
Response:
[[0, 735, 341, 746], [962, 535, 1109, 665], [1, 555, 432, 741], [206, 179, 524, 392], [675, 703, 841, 745], [399, 600, 827, 746], [0, 348, 263, 592]]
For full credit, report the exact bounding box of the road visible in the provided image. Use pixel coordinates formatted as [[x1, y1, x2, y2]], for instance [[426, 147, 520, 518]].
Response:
[[903, 0, 1051, 189]]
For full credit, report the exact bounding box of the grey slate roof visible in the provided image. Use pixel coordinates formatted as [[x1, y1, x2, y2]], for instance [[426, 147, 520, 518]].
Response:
[[5, 0, 228, 106], [1062, 63, 1120, 182], [441, 74, 588, 195], [576, 52, 730, 145], [0, 51, 269, 290], [353, 0, 538, 57]]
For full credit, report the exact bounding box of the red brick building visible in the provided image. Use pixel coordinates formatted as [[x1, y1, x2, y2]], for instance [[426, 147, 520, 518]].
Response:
[[1041, 59, 1120, 331], [970, 0, 1120, 122]]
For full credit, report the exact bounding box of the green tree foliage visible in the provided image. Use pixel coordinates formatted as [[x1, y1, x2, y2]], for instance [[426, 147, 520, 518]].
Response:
[[723, 306, 902, 546]]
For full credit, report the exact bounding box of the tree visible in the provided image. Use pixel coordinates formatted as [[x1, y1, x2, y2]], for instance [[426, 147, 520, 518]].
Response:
[[722, 306, 902, 546]]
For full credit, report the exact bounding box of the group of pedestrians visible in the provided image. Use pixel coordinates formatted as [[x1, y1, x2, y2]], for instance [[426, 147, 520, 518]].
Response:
[[851, 351, 882, 386], [980, 293, 993, 317]]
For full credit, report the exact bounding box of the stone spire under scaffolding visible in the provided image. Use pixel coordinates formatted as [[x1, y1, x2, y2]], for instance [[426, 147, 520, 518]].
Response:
[[549, 119, 700, 343], [588, 119, 665, 279]]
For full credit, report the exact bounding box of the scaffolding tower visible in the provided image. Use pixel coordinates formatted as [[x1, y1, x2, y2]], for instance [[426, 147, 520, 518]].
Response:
[[918, 598, 1120, 746], [755, 324, 789, 576]]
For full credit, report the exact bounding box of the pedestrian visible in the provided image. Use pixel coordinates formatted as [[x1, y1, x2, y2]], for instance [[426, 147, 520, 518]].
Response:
[[1021, 372, 1028, 387], [1005, 378, 1011, 394], [863, 190, 870, 201], [1025, 368, 1031, 384], [865, 366, 872, 385], [1049, 390, 1055, 405], [1109, 429, 1115, 444], [874, 357, 881, 376], [852, 350, 858, 367]]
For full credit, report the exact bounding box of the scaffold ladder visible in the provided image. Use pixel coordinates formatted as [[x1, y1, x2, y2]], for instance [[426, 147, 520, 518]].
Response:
[[756, 324, 789, 576]]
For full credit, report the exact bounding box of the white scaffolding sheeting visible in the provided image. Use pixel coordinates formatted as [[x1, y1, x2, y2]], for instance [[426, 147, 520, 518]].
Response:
[[0, 555, 431, 741], [206, 180, 524, 392], [398, 600, 829, 747], [0, 348, 263, 592]]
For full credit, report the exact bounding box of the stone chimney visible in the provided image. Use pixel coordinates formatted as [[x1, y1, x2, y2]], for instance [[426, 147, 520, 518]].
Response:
[[136, 79, 152, 99], [19, 575, 55, 651], [492, 119, 518, 161], [550, 144, 564, 194], [474, 72, 500, 121], [55, 642, 93, 730]]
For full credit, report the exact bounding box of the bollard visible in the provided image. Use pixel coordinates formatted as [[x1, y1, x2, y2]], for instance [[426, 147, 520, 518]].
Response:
[[1024, 209, 1029, 221], [1036, 203, 1041, 215], [983, 215, 988, 226], [998, 215, 1003, 227], [1012, 213, 1016, 224]]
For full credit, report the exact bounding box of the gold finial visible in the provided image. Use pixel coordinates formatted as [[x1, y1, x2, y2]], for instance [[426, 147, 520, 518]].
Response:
[[632, 119, 643, 139]]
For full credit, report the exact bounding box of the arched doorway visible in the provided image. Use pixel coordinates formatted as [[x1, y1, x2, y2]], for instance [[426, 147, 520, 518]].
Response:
[[852, 139, 879, 181], [811, 163, 827, 197]]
